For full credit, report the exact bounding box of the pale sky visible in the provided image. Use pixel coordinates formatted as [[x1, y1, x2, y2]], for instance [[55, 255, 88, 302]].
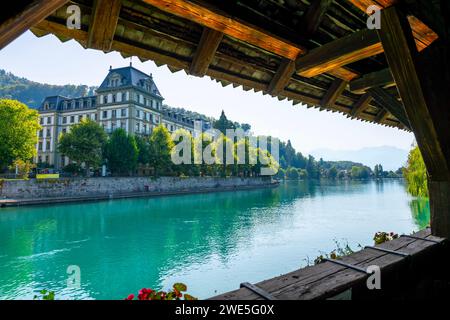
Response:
[[0, 31, 415, 154]]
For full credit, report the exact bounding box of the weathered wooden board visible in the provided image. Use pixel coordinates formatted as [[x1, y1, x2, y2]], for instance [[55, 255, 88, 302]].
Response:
[[210, 229, 445, 300]]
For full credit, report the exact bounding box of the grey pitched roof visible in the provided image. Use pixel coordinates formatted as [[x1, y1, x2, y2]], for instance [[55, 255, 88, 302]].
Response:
[[97, 66, 163, 98]]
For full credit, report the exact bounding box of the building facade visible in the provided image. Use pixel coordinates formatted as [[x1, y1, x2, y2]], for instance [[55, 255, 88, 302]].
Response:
[[35, 65, 211, 169]]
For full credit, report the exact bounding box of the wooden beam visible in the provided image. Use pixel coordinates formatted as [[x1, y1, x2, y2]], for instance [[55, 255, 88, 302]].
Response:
[[368, 87, 410, 129], [378, 7, 450, 237], [347, 0, 438, 52], [374, 108, 389, 123], [0, 0, 68, 49], [142, 0, 357, 81], [189, 27, 223, 76], [142, 0, 304, 60], [268, 58, 296, 95], [303, 0, 333, 36], [350, 93, 372, 117], [88, 0, 122, 51], [295, 29, 383, 78], [350, 68, 394, 93], [320, 79, 348, 107], [378, 7, 449, 179]]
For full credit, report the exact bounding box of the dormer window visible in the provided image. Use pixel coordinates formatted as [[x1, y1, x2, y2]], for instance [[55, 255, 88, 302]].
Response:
[[44, 103, 49, 110]]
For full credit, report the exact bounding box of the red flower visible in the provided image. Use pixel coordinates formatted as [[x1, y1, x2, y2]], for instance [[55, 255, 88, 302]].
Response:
[[138, 288, 153, 300], [125, 294, 134, 300]]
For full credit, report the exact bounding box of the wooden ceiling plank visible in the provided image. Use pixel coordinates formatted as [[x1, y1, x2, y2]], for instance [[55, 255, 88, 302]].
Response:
[[320, 78, 348, 107], [347, 0, 438, 51], [0, 0, 68, 50], [350, 68, 394, 93], [189, 27, 224, 77], [88, 0, 122, 51], [295, 29, 383, 78], [350, 92, 372, 117]]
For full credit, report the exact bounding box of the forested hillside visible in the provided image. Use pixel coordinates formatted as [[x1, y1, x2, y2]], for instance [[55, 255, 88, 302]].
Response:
[[0, 69, 97, 108]]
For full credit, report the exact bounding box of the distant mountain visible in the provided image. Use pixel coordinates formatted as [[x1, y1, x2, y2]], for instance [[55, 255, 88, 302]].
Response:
[[310, 146, 409, 171], [0, 69, 97, 109]]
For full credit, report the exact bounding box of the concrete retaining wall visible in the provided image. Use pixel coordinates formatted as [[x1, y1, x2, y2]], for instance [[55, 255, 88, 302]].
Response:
[[0, 176, 272, 199]]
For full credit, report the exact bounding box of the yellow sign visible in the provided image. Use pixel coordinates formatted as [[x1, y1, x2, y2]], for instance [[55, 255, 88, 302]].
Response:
[[36, 174, 60, 179]]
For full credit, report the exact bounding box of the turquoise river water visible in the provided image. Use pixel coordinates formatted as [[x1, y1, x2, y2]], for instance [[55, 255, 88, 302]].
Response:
[[0, 179, 430, 300]]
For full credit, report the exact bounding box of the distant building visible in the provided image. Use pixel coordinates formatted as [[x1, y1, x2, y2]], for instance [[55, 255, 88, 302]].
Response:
[[35, 65, 211, 169]]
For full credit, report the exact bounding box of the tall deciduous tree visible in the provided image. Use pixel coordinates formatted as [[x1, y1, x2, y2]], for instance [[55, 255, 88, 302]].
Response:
[[149, 125, 174, 177], [58, 119, 107, 175], [403, 146, 428, 198], [0, 99, 41, 170], [104, 128, 138, 176]]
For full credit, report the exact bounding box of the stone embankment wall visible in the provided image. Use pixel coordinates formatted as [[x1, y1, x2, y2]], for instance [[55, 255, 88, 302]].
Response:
[[0, 176, 273, 199]]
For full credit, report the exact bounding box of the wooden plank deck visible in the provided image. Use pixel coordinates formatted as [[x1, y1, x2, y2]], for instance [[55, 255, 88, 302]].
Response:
[[210, 229, 447, 300]]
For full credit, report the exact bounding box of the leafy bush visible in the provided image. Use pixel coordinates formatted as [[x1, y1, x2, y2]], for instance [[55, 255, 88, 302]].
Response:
[[403, 146, 428, 198]]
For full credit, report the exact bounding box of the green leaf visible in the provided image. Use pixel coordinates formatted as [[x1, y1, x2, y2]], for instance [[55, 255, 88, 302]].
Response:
[[173, 283, 187, 292], [184, 294, 198, 300]]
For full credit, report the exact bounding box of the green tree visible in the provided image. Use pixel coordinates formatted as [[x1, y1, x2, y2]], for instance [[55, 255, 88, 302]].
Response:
[[135, 135, 150, 165], [0, 99, 41, 170], [58, 118, 107, 176], [104, 129, 138, 176], [149, 125, 174, 177], [213, 110, 235, 135], [306, 155, 319, 179], [286, 167, 299, 180], [403, 146, 428, 197], [328, 166, 338, 180], [374, 164, 384, 178]]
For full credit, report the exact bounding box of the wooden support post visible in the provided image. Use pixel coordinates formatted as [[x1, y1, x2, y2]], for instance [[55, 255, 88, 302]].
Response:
[[0, 0, 68, 50], [88, 0, 122, 51], [189, 27, 223, 77], [320, 79, 347, 108], [378, 7, 450, 238]]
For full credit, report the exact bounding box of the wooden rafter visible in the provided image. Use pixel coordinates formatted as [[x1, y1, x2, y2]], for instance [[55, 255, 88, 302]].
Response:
[[268, 58, 296, 95], [374, 108, 389, 123], [350, 93, 372, 117], [142, 0, 357, 81], [347, 0, 438, 51], [303, 0, 333, 37], [189, 27, 223, 77], [142, 0, 304, 60], [320, 79, 348, 108], [0, 0, 68, 50], [88, 0, 122, 51], [368, 87, 410, 129], [350, 68, 394, 93], [295, 29, 383, 78], [378, 7, 449, 179]]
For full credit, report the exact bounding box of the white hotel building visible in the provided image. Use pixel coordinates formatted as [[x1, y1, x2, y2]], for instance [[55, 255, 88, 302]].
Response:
[[36, 65, 211, 169]]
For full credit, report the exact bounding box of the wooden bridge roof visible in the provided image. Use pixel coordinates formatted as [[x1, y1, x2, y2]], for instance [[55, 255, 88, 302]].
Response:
[[0, 0, 442, 130]]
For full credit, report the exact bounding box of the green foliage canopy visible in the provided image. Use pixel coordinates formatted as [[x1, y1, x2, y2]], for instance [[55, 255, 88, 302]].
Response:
[[403, 146, 428, 198], [0, 99, 41, 169], [58, 119, 107, 174]]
